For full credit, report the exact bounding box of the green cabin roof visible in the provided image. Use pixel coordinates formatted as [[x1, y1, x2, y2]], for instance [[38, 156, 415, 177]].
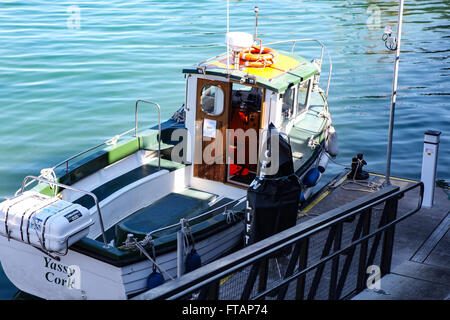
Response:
[[182, 50, 319, 93]]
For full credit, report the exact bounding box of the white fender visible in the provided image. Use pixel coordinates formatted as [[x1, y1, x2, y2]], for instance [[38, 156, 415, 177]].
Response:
[[326, 125, 339, 157]]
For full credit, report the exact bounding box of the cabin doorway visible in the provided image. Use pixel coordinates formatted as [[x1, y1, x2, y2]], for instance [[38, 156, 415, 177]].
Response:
[[193, 78, 263, 187], [227, 83, 263, 186]]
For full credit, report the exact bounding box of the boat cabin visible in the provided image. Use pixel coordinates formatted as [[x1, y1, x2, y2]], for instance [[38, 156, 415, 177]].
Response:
[[182, 42, 321, 187]]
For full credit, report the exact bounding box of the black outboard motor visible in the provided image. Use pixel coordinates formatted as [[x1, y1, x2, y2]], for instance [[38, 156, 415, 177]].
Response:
[[347, 153, 369, 180], [245, 123, 301, 245]]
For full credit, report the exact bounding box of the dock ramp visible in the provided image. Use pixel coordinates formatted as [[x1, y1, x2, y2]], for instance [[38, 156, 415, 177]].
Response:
[[133, 169, 434, 300]]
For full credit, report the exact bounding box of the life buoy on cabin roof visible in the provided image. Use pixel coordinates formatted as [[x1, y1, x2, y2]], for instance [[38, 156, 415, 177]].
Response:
[[239, 46, 278, 68]]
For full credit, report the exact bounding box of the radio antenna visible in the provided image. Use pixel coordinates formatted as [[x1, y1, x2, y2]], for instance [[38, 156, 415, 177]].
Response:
[[254, 6, 259, 40], [226, 0, 230, 73]]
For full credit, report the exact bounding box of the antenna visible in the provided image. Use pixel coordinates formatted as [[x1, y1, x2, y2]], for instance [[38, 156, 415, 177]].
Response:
[[254, 6, 259, 40], [226, 0, 230, 73]]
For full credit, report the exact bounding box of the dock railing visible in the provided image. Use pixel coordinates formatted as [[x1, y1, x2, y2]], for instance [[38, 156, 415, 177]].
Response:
[[135, 181, 423, 300]]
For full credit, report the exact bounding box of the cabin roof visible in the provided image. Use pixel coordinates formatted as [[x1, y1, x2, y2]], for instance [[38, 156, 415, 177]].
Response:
[[182, 50, 319, 93]]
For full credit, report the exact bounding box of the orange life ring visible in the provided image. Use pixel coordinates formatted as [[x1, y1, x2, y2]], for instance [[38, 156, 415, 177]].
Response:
[[239, 46, 278, 68], [240, 59, 269, 68], [240, 46, 277, 61]]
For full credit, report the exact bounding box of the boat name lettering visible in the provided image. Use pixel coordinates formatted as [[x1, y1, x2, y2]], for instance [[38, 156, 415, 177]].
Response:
[[43, 257, 76, 277]]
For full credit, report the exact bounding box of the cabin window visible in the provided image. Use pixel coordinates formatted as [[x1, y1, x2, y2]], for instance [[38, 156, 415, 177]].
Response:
[[297, 79, 311, 114], [200, 85, 224, 115], [281, 86, 295, 120], [231, 83, 262, 111]]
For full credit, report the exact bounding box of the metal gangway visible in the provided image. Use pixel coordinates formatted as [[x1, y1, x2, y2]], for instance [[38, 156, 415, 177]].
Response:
[[134, 178, 423, 300]]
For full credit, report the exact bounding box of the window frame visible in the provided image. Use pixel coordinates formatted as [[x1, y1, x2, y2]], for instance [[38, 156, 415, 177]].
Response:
[[199, 84, 225, 116], [296, 79, 312, 116]]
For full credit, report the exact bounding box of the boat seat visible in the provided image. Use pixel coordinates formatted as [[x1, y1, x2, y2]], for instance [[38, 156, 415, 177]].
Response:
[[114, 189, 232, 247], [73, 158, 185, 209]]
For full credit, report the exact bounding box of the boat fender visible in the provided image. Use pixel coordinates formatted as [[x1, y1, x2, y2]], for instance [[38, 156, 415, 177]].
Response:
[[317, 152, 329, 171], [326, 125, 339, 157], [147, 269, 165, 290], [299, 192, 305, 203], [185, 248, 201, 273], [302, 167, 323, 188]]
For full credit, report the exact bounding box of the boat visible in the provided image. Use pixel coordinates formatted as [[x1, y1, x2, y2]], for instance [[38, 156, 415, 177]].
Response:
[[0, 19, 337, 300]]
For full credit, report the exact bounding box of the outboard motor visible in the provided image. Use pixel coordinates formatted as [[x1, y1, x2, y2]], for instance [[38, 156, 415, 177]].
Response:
[[245, 123, 301, 245]]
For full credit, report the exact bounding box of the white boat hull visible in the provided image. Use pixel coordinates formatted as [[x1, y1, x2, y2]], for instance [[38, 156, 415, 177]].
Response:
[[0, 222, 243, 300]]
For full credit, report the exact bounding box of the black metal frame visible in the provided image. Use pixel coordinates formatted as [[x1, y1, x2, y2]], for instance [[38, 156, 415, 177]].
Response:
[[135, 181, 423, 300]]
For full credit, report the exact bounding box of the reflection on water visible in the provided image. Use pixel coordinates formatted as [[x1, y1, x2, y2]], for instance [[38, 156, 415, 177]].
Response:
[[0, 0, 448, 299]]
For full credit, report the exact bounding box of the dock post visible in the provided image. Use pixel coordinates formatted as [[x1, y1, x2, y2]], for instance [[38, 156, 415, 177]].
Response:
[[420, 130, 441, 208]]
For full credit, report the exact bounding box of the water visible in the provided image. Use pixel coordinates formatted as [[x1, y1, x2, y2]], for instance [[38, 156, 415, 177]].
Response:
[[0, 0, 448, 299]]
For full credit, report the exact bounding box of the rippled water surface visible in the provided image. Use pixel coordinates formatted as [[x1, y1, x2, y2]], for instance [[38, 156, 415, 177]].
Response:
[[0, 0, 448, 298]]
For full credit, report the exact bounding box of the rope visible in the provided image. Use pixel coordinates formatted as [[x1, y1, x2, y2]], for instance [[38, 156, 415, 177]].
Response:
[[15, 168, 59, 197], [120, 234, 174, 281], [307, 137, 381, 193], [134, 240, 174, 281], [170, 104, 186, 123], [223, 208, 239, 224], [307, 136, 347, 167], [341, 160, 382, 193], [117, 233, 153, 251], [180, 218, 196, 255]]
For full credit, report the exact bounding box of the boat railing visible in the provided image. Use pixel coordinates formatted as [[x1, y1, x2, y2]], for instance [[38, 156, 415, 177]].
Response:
[[19, 175, 109, 249], [145, 196, 246, 239], [265, 38, 333, 97], [196, 39, 332, 97], [51, 99, 162, 173], [135, 99, 161, 170]]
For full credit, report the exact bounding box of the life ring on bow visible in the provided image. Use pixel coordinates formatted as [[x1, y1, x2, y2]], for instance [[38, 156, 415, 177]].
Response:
[[239, 46, 278, 68]]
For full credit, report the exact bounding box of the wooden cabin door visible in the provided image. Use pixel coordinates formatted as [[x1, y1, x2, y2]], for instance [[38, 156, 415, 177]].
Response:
[[193, 78, 231, 181]]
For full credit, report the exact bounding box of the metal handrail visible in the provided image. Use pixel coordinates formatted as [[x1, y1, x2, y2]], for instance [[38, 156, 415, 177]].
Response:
[[135, 99, 161, 170], [137, 181, 423, 300], [52, 99, 162, 173], [52, 128, 136, 173], [145, 196, 245, 239], [20, 176, 109, 249], [196, 38, 332, 96]]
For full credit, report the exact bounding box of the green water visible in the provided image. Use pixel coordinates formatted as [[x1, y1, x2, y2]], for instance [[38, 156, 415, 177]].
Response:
[[0, 0, 448, 298]]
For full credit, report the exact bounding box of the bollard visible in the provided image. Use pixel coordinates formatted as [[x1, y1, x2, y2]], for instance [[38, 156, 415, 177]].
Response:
[[420, 130, 441, 208]]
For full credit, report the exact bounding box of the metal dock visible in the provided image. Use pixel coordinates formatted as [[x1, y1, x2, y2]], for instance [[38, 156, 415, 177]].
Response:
[[134, 169, 449, 300]]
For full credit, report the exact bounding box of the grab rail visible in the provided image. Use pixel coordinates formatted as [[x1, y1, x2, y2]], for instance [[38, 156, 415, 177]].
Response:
[[135, 100, 161, 170], [51, 128, 136, 173], [144, 196, 246, 239], [264, 38, 332, 97], [52, 99, 162, 173], [20, 176, 109, 249]]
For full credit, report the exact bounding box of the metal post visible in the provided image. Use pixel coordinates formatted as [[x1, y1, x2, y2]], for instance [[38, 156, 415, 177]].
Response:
[[421, 130, 441, 208], [254, 6, 259, 40], [385, 0, 404, 186], [177, 230, 185, 278], [380, 197, 399, 276]]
